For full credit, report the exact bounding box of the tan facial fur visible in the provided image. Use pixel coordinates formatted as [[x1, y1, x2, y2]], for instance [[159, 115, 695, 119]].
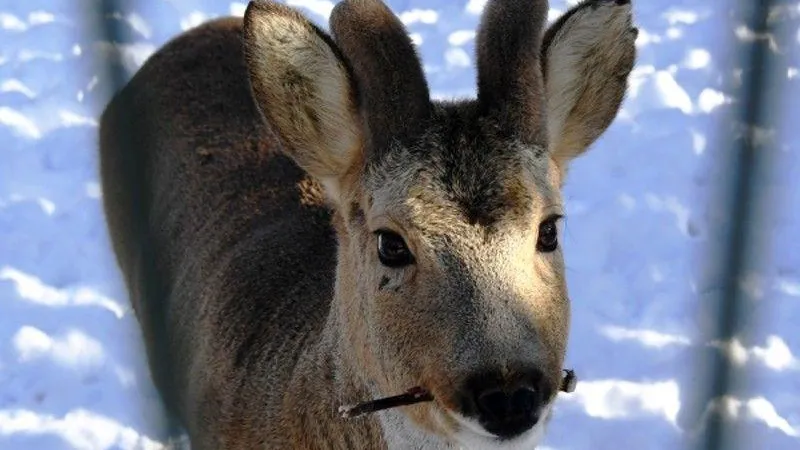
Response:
[[244, 0, 637, 445]]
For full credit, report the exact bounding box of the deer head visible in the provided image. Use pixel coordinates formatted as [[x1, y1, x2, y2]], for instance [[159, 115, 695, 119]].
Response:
[[243, 0, 635, 446]]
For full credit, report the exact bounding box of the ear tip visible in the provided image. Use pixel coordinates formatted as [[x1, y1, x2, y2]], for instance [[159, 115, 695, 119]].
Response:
[[244, 1, 298, 26], [330, 0, 401, 43], [333, 0, 386, 9], [329, 1, 350, 28], [330, 0, 393, 24], [244, 0, 276, 17], [480, 0, 550, 28]]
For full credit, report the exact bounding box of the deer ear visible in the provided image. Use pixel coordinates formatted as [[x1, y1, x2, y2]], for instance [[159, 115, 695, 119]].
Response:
[[243, 1, 361, 197], [475, 0, 549, 145], [330, 0, 431, 155], [542, 0, 637, 176]]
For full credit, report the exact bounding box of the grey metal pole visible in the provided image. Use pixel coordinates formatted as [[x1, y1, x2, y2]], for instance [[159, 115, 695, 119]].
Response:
[[699, 1, 780, 449], [88, 0, 135, 93]]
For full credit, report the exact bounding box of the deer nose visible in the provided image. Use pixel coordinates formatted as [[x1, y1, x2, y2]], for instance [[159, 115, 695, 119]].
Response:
[[462, 371, 546, 439]]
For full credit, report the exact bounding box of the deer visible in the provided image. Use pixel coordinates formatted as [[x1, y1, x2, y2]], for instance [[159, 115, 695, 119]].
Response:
[[98, 0, 636, 448]]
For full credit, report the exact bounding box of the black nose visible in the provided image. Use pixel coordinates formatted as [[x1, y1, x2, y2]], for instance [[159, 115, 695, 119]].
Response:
[[462, 371, 546, 439]]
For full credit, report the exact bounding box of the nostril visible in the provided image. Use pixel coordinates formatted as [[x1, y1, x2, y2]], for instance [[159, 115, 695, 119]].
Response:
[[462, 369, 550, 439], [476, 388, 510, 420], [475, 386, 539, 421], [511, 387, 537, 415]]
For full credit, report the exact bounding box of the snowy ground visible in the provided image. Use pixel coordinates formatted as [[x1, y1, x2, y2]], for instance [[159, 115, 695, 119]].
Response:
[[1, 0, 798, 449]]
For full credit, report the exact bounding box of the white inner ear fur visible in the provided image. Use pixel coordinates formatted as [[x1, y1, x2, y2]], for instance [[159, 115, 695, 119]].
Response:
[[247, 12, 361, 200], [544, 2, 632, 163]]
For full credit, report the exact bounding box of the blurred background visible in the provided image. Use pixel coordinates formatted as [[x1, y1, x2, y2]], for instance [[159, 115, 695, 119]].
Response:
[[0, 0, 798, 449]]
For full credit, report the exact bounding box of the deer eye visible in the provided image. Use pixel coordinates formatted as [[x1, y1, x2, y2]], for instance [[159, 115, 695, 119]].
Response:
[[536, 215, 562, 253], [376, 230, 415, 267]]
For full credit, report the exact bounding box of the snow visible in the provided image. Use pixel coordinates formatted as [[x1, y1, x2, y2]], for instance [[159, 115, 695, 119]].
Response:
[[108, 13, 152, 39], [599, 325, 692, 349], [710, 336, 799, 372], [0, 409, 164, 450], [0, 80, 37, 99], [0, 13, 27, 32], [448, 30, 476, 46], [683, 48, 711, 69], [444, 47, 472, 69], [0, 107, 41, 139], [465, 0, 488, 16], [399, 9, 439, 26], [1, 0, 798, 449], [179, 12, 209, 31], [703, 397, 800, 438], [564, 379, 682, 425], [286, 0, 335, 19]]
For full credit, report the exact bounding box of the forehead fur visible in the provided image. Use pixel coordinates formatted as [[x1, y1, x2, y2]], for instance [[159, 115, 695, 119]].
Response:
[[364, 101, 559, 233]]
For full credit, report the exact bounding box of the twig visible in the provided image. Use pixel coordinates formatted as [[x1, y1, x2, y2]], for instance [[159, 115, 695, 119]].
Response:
[[339, 368, 578, 419], [339, 387, 433, 419], [560, 369, 578, 393]]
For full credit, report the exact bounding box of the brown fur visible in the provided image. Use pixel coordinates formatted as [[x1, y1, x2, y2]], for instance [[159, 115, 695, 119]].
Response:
[[98, 0, 636, 448], [476, 0, 549, 145], [330, 0, 432, 152]]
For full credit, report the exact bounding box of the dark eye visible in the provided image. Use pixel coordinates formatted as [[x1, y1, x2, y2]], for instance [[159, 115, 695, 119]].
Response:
[[536, 215, 562, 253], [376, 230, 415, 267]]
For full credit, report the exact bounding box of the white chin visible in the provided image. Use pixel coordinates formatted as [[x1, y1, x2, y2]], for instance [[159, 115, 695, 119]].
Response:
[[447, 403, 553, 450]]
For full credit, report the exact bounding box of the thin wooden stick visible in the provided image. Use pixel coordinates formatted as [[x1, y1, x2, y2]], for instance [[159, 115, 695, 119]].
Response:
[[561, 369, 578, 393], [339, 369, 578, 420], [339, 387, 433, 419]]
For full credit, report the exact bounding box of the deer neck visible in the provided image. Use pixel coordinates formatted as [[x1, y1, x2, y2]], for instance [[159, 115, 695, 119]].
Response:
[[273, 223, 381, 447], [275, 302, 382, 447], [278, 226, 454, 449]]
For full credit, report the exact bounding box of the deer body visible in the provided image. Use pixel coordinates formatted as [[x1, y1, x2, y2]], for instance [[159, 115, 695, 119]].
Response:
[[99, 1, 636, 448]]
